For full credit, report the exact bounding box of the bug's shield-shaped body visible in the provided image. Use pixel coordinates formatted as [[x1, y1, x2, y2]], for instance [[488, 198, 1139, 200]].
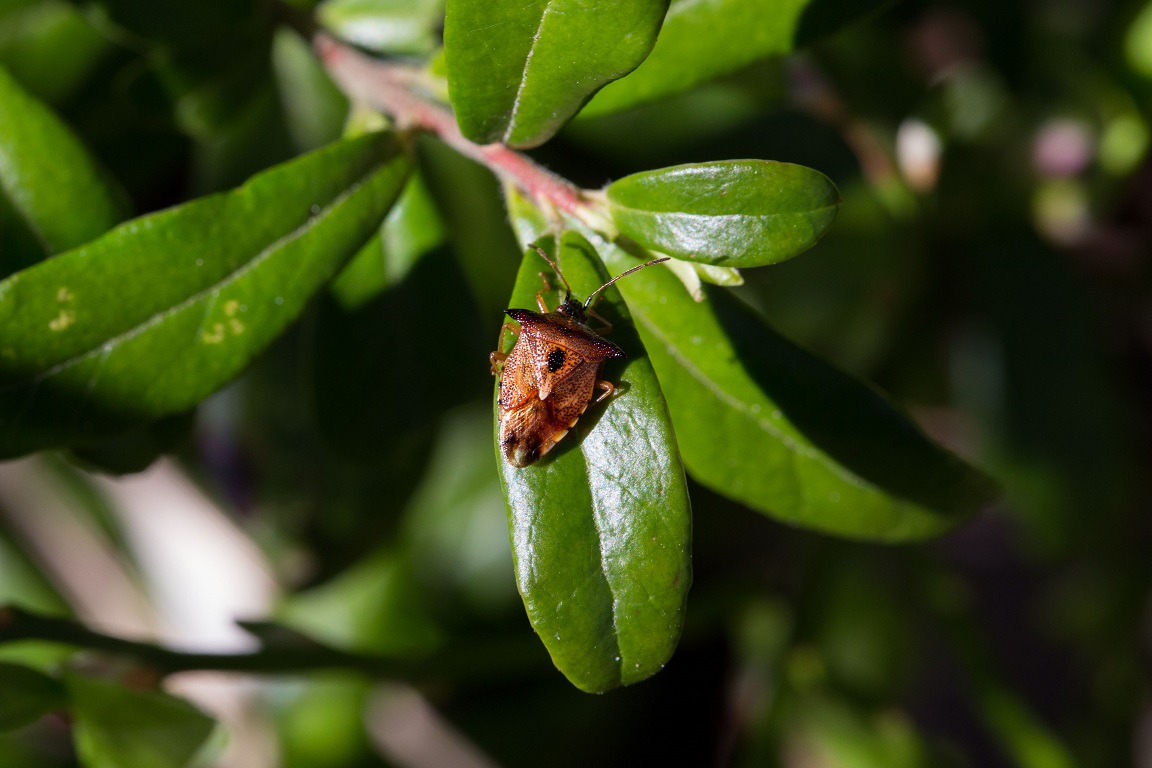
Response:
[[497, 308, 624, 467]]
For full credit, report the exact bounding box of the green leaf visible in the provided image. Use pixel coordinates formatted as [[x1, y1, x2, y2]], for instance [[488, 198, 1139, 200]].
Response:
[[576, 226, 995, 541], [0, 133, 410, 458], [0, 662, 64, 732], [317, 0, 446, 55], [0, 64, 129, 258], [579, 0, 890, 117], [67, 675, 215, 768], [495, 233, 691, 692], [605, 159, 840, 267], [279, 549, 445, 657], [444, 0, 670, 147]]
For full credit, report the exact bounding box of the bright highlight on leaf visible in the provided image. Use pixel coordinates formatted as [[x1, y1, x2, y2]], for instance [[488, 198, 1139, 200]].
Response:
[[444, 0, 669, 147], [495, 233, 691, 692], [0, 133, 410, 458], [606, 159, 841, 267]]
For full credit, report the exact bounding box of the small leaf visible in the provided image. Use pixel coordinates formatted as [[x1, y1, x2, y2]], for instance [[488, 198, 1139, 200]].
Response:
[[67, 675, 215, 768], [578, 226, 995, 542], [580, 0, 891, 117], [496, 233, 691, 692], [444, 0, 669, 147], [0, 133, 410, 458], [605, 159, 840, 267], [0, 64, 129, 259], [317, 0, 446, 55], [0, 662, 64, 732], [694, 262, 744, 287]]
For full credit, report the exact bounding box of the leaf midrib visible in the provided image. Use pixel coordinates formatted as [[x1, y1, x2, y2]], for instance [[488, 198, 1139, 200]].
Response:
[[502, 0, 555, 144], [629, 302, 882, 494], [611, 202, 841, 220], [2, 164, 385, 393]]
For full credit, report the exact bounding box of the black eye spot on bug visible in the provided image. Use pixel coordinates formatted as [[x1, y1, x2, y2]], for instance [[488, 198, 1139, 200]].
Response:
[[491, 244, 670, 467], [546, 348, 566, 373]]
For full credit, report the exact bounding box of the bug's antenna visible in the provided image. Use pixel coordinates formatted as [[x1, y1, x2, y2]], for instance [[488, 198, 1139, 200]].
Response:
[[531, 243, 573, 301], [583, 257, 671, 309]]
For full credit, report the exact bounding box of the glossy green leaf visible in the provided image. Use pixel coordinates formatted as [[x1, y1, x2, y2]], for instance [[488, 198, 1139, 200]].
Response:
[[0, 64, 129, 258], [0, 133, 410, 458], [580, 0, 890, 117], [67, 675, 215, 768], [568, 224, 995, 541], [605, 159, 840, 267], [444, 0, 670, 147], [318, 0, 446, 55], [495, 233, 691, 692], [0, 662, 64, 732]]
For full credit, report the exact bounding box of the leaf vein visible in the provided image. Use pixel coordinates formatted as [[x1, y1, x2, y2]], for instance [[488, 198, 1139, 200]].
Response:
[[2, 166, 381, 394], [631, 307, 875, 493], [502, 1, 553, 144]]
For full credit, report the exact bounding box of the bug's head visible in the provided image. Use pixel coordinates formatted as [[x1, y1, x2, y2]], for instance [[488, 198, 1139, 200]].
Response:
[[556, 296, 587, 322]]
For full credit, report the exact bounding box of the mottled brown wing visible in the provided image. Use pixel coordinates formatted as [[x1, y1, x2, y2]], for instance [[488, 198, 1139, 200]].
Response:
[[499, 396, 571, 467], [506, 309, 623, 401], [526, 336, 590, 400], [547, 360, 600, 427], [497, 334, 539, 411]]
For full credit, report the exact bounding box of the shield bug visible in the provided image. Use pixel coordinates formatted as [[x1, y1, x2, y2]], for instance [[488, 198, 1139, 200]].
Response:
[[490, 244, 668, 467]]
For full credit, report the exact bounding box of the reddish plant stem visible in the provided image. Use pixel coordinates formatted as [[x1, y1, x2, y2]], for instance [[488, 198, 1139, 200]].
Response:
[[314, 34, 586, 216]]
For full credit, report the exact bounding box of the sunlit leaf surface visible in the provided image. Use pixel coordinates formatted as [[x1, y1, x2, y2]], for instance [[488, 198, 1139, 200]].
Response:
[[0, 134, 410, 457], [444, 0, 669, 147]]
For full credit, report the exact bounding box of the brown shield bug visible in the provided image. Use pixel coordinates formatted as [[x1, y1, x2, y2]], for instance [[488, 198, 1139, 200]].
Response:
[[490, 244, 668, 467]]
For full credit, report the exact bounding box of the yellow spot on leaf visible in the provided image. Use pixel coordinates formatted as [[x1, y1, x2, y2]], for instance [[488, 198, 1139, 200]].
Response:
[[48, 310, 76, 331], [202, 323, 226, 344], [228, 318, 245, 335], [224, 299, 240, 316], [57, 287, 74, 302]]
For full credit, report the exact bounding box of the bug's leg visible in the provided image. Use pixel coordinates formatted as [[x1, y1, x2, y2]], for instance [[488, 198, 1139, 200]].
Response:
[[586, 304, 613, 335], [593, 380, 617, 403], [490, 322, 519, 374], [535, 272, 553, 312]]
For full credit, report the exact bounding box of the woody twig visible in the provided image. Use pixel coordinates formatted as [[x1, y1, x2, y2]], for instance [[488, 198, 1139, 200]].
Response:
[[313, 33, 587, 217]]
